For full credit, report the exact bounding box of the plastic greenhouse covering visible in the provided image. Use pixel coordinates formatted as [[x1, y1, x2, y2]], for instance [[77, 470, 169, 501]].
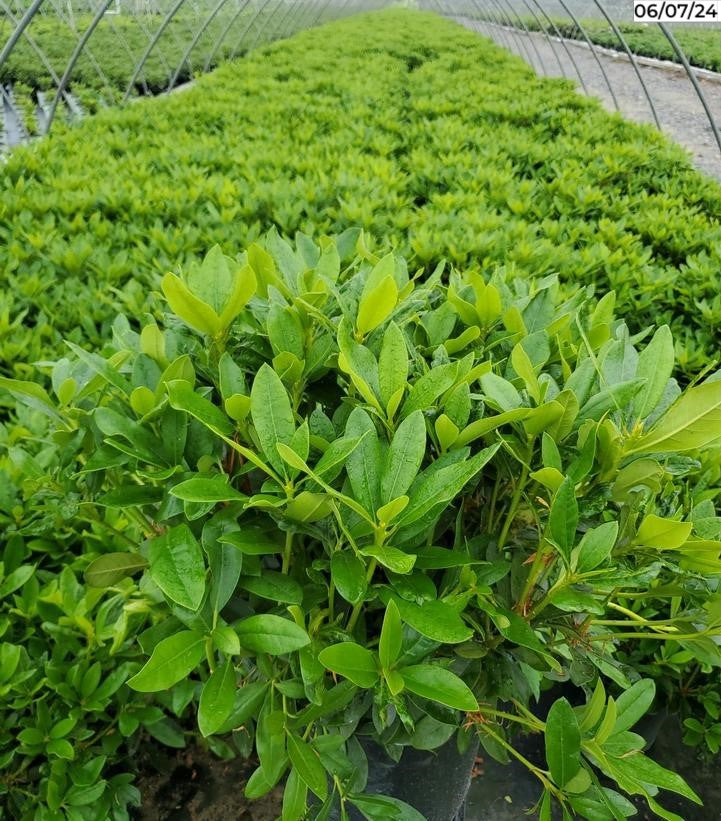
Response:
[[1, 0, 720, 166]]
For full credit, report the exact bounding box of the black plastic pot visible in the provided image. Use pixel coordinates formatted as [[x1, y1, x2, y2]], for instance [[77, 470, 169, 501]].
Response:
[[346, 736, 478, 821]]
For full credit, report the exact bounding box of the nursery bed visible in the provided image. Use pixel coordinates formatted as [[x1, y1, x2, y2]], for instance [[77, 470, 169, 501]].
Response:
[[459, 18, 721, 181]]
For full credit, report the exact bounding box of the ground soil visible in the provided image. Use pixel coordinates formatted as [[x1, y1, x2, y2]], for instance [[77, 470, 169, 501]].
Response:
[[455, 17, 721, 182], [135, 716, 721, 820], [134, 744, 282, 820]]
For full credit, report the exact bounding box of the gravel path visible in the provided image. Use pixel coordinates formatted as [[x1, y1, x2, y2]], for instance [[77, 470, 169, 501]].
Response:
[[454, 17, 721, 181]]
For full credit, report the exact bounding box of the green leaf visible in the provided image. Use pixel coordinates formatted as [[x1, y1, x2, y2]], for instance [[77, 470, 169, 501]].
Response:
[[398, 444, 500, 528], [198, 661, 236, 737], [361, 545, 416, 574], [282, 768, 307, 821], [379, 321, 408, 410], [628, 379, 721, 454], [285, 491, 333, 523], [453, 408, 530, 448], [318, 642, 379, 688], [545, 697, 582, 788], [235, 615, 309, 655], [575, 522, 618, 573], [167, 380, 234, 436], [635, 514, 692, 550], [345, 408, 382, 513], [635, 325, 674, 420], [379, 600, 402, 670], [480, 372, 522, 411], [331, 552, 367, 604], [287, 732, 328, 800], [162, 272, 222, 336], [400, 664, 478, 711], [350, 794, 425, 821], [393, 597, 472, 644], [238, 571, 303, 605], [380, 410, 426, 505], [170, 476, 246, 503], [609, 754, 701, 804], [357, 274, 398, 335], [549, 477, 578, 562], [250, 364, 296, 477], [148, 525, 206, 611], [128, 630, 205, 692], [84, 553, 148, 588], [613, 679, 656, 734]]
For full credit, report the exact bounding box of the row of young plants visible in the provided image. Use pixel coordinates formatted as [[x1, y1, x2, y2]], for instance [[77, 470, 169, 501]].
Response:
[[2, 11, 721, 383], [1, 1, 324, 133], [488, 16, 721, 74], [4, 230, 721, 820], [0, 8, 721, 818]]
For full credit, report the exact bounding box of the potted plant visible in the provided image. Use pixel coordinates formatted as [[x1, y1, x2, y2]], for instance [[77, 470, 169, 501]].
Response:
[[13, 229, 721, 820]]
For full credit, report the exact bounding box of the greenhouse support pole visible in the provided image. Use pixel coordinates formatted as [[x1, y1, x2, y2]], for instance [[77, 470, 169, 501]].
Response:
[[489, 0, 548, 75], [518, 0, 569, 80], [658, 23, 721, 158], [167, 0, 233, 90], [526, 0, 588, 93], [590, 0, 660, 129], [203, 0, 252, 71], [123, 0, 187, 101], [0, 0, 44, 73], [45, 0, 115, 134], [484, 0, 539, 70], [554, 0, 619, 112], [229, 0, 274, 61]]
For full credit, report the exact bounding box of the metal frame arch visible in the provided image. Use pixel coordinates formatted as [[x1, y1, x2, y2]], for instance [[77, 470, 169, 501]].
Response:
[[526, 0, 588, 93], [553, 0, 619, 113], [229, 0, 274, 61], [167, 0, 234, 90], [590, 0, 661, 129], [483, 0, 541, 71], [203, 0, 253, 72], [657, 22, 721, 158], [0, 0, 45, 73], [44, 0, 115, 133], [123, 0, 187, 101], [487, 0, 549, 75]]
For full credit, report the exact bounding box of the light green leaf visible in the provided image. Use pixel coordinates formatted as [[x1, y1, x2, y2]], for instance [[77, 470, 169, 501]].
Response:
[[235, 615, 309, 655], [549, 477, 578, 562], [198, 661, 236, 737], [251, 364, 296, 477], [148, 525, 206, 611], [393, 597, 472, 644], [331, 552, 367, 605], [635, 514, 692, 550], [379, 322, 408, 409], [84, 553, 147, 588], [613, 679, 656, 735], [128, 630, 205, 692], [318, 642, 379, 688], [379, 600, 402, 670], [357, 274, 398, 335], [380, 410, 426, 505], [628, 380, 721, 454], [287, 733, 328, 800], [400, 664, 477, 711], [635, 325, 674, 420], [170, 476, 246, 503], [161, 272, 221, 336], [545, 698, 582, 788]]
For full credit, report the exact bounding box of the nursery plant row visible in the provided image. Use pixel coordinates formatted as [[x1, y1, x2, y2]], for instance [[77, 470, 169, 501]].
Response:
[[0, 1, 322, 132], [1, 9, 721, 820], [3, 12, 721, 383], [488, 15, 721, 75]]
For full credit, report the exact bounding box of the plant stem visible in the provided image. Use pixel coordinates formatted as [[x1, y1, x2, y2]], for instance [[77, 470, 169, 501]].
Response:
[[282, 530, 293, 575], [477, 724, 559, 796], [497, 459, 530, 550], [346, 558, 377, 632]]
